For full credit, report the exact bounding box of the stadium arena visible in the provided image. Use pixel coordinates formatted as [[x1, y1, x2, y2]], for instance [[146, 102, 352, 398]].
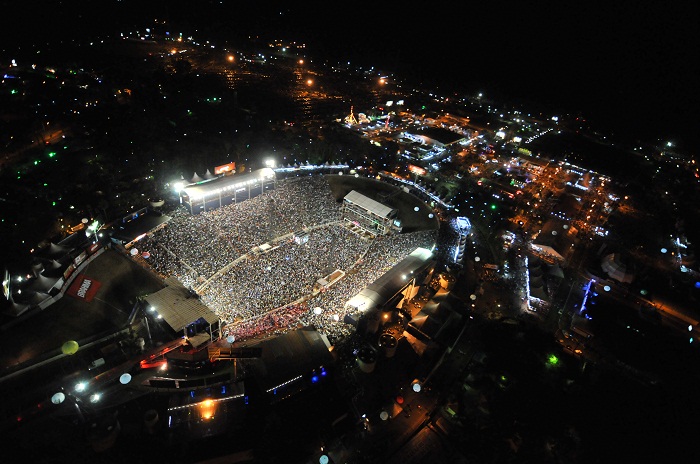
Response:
[[136, 173, 438, 346]]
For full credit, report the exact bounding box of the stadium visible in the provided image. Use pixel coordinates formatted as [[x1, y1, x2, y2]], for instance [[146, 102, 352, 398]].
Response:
[[135, 171, 440, 348]]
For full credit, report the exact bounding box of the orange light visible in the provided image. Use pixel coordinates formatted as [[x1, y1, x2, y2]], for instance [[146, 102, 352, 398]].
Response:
[[228, 55, 234, 62], [200, 399, 215, 420]]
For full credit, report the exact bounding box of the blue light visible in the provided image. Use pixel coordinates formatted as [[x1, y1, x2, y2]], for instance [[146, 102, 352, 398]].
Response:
[[311, 375, 319, 384], [221, 385, 226, 394], [190, 391, 195, 398], [320, 367, 327, 377], [695, 282, 700, 289], [244, 395, 249, 405]]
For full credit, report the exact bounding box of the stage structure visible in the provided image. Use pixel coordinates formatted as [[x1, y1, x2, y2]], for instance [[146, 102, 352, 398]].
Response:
[[345, 247, 435, 314], [342, 190, 400, 236], [179, 168, 276, 214]]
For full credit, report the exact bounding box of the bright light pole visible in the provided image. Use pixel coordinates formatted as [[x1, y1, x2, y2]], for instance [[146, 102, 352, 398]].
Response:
[[173, 181, 185, 204]]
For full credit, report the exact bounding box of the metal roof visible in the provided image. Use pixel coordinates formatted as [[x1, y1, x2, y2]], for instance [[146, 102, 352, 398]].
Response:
[[343, 190, 396, 219], [346, 247, 434, 312], [144, 277, 219, 332], [182, 168, 275, 200]]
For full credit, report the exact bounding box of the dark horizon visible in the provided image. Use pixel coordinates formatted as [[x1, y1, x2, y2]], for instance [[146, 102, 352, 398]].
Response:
[[2, 1, 698, 151]]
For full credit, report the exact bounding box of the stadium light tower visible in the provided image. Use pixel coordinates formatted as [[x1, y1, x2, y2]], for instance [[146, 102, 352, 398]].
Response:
[[265, 159, 275, 168]]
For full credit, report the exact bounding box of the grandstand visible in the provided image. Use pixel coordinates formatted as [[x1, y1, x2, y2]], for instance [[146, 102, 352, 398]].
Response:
[[342, 190, 400, 236], [180, 168, 276, 214]]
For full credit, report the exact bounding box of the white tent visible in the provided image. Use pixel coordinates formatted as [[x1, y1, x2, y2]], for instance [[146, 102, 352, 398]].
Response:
[[601, 253, 635, 284]]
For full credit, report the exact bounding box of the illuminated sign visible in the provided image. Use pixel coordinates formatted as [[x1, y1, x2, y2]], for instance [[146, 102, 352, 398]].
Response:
[[73, 251, 88, 267], [63, 264, 75, 280], [214, 162, 236, 175]]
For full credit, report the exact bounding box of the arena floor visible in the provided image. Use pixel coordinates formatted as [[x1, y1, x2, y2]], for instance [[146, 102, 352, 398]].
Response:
[[325, 174, 440, 233], [0, 249, 163, 370]]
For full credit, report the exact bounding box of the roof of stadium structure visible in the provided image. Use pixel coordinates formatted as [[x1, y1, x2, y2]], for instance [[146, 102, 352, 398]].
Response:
[[182, 168, 275, 200], [346, 247, 435, 313], [343, 190, 397, 219], [144, 276, 219, 332], [110, 211, 171, 244]]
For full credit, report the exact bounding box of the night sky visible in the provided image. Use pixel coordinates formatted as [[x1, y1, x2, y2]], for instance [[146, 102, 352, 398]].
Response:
[[2, 1, 698, 148]]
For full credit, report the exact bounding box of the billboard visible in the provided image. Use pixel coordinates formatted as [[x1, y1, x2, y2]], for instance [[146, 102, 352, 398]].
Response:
[[73, 250, 88, 267], [214, 162, 236, 175], [63, 263, 76, 281], [66, 275, 102, 302], [87, 242, 101, 256]]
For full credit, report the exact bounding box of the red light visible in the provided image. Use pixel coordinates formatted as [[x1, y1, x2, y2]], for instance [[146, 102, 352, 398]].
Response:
[[16, 416, 22, 422]]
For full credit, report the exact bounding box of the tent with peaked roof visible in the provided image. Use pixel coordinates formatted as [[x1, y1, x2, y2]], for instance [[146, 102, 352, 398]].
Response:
[[190, 173, 204, 183], [28, 274, 57, 293], [46, 259, 62, 270], [31, 261, 46, 277], [5, 298, 30, 317], [601, 253, 635, 284], [38, 242, 71, 259], [203, 169, 215, 180], [24, 290, 51, 305]]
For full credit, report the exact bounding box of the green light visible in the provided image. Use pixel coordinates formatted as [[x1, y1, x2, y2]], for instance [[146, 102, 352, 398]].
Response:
[[500, 375, 507, 382], [43, 183, 48, 187], [490, 204, 497, 210], [48, 152, 56, 158], [11, 89, 17, 94], [34, 160, 39, 165], [547, 354, 559, 366], [52, 201, 56, 206]]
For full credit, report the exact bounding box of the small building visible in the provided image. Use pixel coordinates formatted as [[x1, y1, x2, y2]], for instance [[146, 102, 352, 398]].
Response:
[[342, 190, 400, 236]]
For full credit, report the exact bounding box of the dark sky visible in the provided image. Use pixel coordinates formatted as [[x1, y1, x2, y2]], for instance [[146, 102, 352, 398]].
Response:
[[2, 1, 699, 149]]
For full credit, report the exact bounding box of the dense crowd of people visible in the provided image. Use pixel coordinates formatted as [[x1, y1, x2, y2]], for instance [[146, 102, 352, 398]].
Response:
[[138, 174, 438, 345]]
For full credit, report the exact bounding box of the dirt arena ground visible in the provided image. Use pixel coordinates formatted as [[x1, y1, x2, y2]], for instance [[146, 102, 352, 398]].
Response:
[[325, 174, 439, 233]]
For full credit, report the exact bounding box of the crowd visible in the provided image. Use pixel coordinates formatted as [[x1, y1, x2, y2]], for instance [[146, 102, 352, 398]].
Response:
[[138, 174, 438, 345]]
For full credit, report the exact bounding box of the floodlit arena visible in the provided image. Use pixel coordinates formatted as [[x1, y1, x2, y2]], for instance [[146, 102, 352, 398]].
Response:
[[138, 174, 437, 345]]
